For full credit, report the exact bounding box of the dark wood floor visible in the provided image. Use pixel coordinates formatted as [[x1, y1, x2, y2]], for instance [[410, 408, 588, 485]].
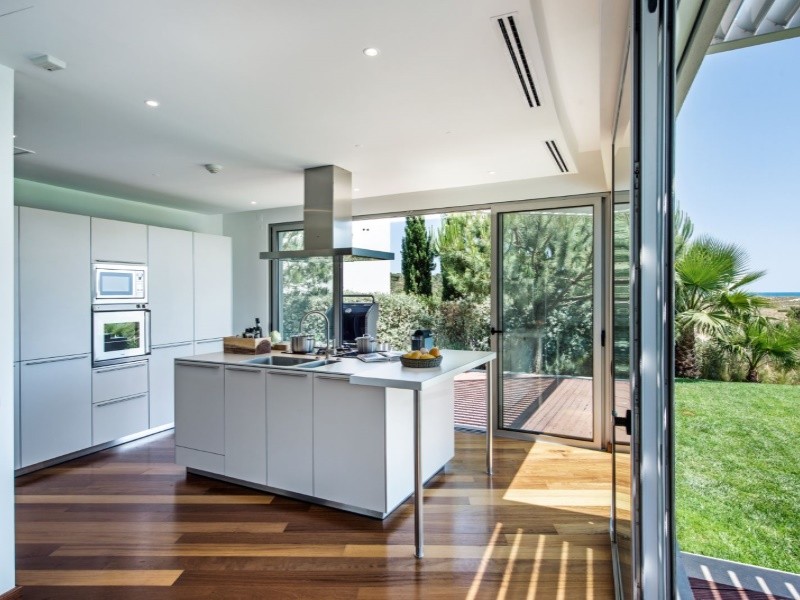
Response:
[[15, 430, 614, 599]]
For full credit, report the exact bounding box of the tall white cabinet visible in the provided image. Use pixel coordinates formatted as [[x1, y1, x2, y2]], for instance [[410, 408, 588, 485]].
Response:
[[148, 226, 195, 428], [91, 218, 148, 264], [19, 208, 90, 360], [193, 233, 232, 344], [18, 208, 92, 468]]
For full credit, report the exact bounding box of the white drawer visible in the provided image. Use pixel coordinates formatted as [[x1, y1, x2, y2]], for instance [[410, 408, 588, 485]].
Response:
[[92, 360, 149, 404], [92, 392, 149, 445], [175, 445, 225, 475]]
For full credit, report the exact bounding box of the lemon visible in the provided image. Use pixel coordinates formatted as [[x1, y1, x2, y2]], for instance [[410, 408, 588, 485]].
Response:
[[420, 353, 434, 360], [409, 350, 423, 359]]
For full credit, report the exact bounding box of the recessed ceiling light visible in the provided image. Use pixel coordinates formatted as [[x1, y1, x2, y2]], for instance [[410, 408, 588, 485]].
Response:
[[145, 99, 160, 108], [250, 201, 257, 205], [353, 188, 360, 192], [488, 170, 496, 175], [363, 48, 379, 57]]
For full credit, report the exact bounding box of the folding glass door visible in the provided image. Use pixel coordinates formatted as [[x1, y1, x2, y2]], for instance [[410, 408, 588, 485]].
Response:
[[492, 197, 604, 448]]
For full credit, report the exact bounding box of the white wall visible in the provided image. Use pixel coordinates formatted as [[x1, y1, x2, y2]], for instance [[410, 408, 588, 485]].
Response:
[[15, 178, 223, 234], [223, 206, 301, 334], [0, 63, 17, 595]]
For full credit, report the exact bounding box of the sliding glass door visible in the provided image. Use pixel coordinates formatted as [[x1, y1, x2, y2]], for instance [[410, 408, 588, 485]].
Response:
[[492, 197, 603, 447]]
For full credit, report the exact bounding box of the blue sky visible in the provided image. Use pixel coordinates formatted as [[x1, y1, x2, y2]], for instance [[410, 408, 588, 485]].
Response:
[[676, 35, 800, 292]]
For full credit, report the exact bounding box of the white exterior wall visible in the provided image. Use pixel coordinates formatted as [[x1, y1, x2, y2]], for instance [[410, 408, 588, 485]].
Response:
[[344, 219, 392, 294], [0, 63, 17, 595]]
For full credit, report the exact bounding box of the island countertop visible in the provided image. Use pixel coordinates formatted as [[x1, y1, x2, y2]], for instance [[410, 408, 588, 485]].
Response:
[[177, 349, 496, 388]]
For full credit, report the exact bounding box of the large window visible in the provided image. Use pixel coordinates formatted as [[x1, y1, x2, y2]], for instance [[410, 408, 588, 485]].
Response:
[[270, 224, 333, 343]]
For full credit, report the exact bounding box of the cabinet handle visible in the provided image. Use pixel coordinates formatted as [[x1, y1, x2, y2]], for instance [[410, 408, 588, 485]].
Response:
[[267, 370, 308, 378], [225, 366, 262, 373], [315, 374, 348, 381], [25, 354, 89, 366], [177, 362, 221, 369], [95, 393, 147, 407], [152, 342, 193, 350], [195, 339, 222, 344], [94, 360, 148, 373]]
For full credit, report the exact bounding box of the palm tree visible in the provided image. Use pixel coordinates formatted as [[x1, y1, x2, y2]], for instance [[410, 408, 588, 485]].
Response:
[[719, 315, 800, 382], [674, 236, 767, 378]]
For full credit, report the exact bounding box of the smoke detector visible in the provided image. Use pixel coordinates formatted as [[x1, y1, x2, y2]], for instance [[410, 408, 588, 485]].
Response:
[[31, 54, 66, 72], [204, 163, 223, 174]]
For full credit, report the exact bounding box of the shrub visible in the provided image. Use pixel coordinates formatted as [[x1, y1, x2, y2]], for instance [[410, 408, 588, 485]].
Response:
[[434, 299, 490, 351], [373, 292, 434, 350]]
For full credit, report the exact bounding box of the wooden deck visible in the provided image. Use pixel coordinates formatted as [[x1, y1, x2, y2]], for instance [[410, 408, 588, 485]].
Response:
[[15, 430, 614, 599], [454, 374, 632, 444]]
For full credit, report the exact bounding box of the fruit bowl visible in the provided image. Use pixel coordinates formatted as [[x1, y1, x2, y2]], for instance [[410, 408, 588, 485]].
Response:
[[400, 355, 443, 368]]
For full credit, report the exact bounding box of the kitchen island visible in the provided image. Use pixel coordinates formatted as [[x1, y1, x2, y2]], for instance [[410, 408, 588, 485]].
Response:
[[174, 348, 495, 558]]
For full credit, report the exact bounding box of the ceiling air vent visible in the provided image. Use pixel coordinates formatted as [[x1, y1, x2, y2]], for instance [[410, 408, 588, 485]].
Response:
[[493, 13, 541, 108], [14, 146, 35, 156], [545, 140, 568, 173]]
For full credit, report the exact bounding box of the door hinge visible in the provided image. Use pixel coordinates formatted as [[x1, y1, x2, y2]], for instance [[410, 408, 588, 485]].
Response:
[[601, 330, 606, 347]]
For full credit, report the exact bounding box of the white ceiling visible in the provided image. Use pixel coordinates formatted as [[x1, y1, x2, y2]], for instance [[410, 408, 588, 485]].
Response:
[[0, 0, 628, 214]]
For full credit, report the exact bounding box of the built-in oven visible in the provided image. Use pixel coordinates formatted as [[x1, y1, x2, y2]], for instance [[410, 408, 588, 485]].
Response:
[[93, 263, 148, 305], [92, 307, 151, 365]]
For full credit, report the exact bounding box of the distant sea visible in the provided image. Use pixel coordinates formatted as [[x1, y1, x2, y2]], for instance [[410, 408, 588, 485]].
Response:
[[755, 292, 800, 297]]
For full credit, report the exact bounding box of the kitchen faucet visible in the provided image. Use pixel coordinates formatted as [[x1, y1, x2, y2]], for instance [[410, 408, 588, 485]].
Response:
[[299, 310, 331, 359]]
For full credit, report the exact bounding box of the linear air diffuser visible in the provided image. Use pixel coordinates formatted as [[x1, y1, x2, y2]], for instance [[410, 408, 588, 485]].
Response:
[[545, 140, 568, 173], [493, 13, 541, 108]]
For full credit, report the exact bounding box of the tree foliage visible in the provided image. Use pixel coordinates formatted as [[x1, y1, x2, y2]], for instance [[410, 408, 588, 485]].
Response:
[[674, 230, 768, 378], [436, 212, 490, 302], [401, 216, 435, 297], [500, 209, 594, 376]]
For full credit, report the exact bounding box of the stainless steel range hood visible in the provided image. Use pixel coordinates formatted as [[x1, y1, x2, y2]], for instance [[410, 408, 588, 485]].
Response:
[[260, 165, 394, 261]]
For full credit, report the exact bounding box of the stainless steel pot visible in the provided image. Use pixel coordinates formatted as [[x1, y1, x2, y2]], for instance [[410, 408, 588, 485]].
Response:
[[355, 335, 377, 354], [291, 334, 314, 354]]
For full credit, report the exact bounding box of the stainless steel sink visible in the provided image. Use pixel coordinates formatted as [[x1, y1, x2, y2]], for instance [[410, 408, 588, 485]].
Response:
[[243, 355, 318, 367], [296, 358, 341, 369]]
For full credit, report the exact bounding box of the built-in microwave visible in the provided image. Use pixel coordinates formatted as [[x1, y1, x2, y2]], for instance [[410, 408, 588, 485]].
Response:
[[92, 308, 151, 365], [93, 263, 148, 305]]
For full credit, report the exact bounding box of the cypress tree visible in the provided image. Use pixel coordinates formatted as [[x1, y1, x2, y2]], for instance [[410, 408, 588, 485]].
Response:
[[401, 216, 434, 297]]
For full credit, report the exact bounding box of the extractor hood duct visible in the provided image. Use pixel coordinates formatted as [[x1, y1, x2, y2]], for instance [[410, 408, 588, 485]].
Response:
[[259, 165, 394, 261]]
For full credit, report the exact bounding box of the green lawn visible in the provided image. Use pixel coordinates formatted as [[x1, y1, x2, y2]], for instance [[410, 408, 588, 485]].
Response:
[[675, 379, 800, 573]]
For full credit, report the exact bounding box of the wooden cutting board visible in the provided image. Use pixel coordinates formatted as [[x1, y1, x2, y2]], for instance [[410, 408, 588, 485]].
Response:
[[223, 336, 272, 354]]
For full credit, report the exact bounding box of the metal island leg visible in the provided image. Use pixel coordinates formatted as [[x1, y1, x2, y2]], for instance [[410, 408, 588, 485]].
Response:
[[413, 389, 424, 558], [486, 359, 494, 475]]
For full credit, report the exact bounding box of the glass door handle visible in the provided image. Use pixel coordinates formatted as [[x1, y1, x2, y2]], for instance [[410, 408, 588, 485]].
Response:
[[490, 327, 504, 335], [614, 409, 632, 435]]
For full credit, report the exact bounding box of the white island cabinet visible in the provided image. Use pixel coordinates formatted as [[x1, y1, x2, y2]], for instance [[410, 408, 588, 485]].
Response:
[[174, 360, 225, 474], [224, 365, 267, 485], [172, 350, 495, 524], [266, 370, 314, 496]]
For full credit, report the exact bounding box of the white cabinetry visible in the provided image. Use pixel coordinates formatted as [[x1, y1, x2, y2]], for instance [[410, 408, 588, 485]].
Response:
[[193, 233, 232, 342], [20, 354, 91, 467], [91, 217, 147, 264], [193, 339, 223, 355], [13, 363, 20, 470], [313, 375, 390, 513], [224, 365, 267, 484], [19, 208, 90, 360], [90, 360, 149, 445], [149, 341, 193, 428], [175, 361, 224, 473], [266, 370, 313, 496], [148, 226, 194, 346]]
